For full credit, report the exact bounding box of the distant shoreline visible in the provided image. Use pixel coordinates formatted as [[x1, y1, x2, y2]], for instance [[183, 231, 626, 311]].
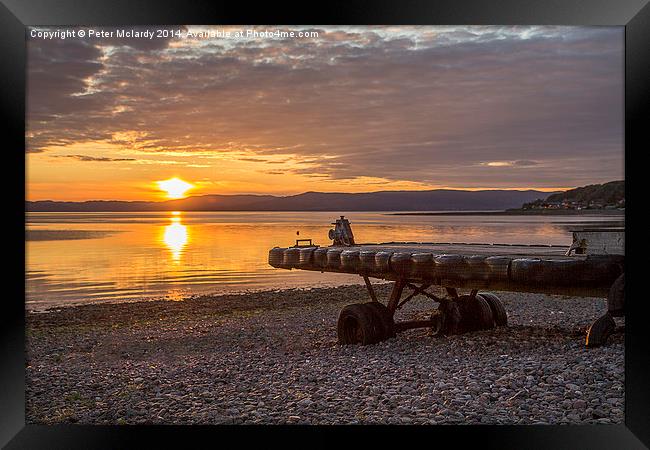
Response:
[[390, 209, 625, 216], [24, 188, 563, 213], [25, 209, 626, 216]]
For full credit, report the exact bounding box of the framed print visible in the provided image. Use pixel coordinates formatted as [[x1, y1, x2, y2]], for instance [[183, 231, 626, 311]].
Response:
[[1, 0, 648, 448]]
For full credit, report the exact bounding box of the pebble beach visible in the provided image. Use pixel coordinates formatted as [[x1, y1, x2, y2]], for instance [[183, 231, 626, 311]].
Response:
[[25, 284, 624, 425]]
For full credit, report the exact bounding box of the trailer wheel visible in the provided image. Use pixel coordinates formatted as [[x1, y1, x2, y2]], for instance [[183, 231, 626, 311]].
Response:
[[430, 310, 443, 336], [607, 273, 624, 317], [364, 302, 396, 339], [474, 295, 495, 330], [337, 303, 383, 345], [457, 294, 494, 332], [436, 299, 462, 335], [586, 312, 616, 348], [479, 292, 508, 326]]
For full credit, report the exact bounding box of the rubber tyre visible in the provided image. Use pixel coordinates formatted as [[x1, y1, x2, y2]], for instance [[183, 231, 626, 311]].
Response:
[[364, 302, 396, 339], [430, 310, 443, 336], [479, 292, 508, 326], [585, 313, 616, 348], [337, 303, 384, 345], [473, 295, 495, 330], [437, 300, 462, 335], [607, 273, 624, 317], [456, 294, 494, 332]]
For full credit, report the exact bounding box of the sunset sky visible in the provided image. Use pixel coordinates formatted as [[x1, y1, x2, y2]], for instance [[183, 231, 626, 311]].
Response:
[[27, 26, 624, 201]]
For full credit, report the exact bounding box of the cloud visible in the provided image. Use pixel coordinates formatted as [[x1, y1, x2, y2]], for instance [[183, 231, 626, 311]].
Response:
[[26, 26, 624, 188], [53, 154, 136, 162], [512, 160, 540, 167], [481, 160, 540, 167]]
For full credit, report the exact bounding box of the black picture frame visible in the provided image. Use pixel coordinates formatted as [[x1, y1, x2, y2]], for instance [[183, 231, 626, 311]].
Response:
[[2, 0, 647, 448]]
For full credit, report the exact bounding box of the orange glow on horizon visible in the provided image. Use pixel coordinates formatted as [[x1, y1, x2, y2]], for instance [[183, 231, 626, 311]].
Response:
[[24, 142, 579, 201], [24, 140, 586, 201]]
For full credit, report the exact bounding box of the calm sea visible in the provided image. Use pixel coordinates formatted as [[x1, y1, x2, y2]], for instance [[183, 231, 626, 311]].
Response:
[[26, 211, 624, 310]]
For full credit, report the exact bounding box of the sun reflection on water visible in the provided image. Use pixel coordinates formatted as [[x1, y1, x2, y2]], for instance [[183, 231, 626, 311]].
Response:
[[162, 212, 189, 262]]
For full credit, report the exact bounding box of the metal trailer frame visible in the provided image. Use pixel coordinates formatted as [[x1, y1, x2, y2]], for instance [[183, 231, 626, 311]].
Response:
[[357, 271, 623, 343], [269, 217, 625, 347], [361, 275, 469, 332]]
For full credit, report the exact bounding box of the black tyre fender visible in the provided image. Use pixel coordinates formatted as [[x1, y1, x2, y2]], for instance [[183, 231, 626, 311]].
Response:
[[337, 303, 384, 345], [364, 302, 395, 339], [479, 292, 508, 326]]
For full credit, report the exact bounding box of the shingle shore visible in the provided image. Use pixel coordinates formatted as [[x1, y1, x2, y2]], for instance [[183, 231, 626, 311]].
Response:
[[26, 284, 624, 425]]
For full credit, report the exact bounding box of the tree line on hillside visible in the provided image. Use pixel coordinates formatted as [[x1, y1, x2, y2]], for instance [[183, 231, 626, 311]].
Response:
[[521, 181, 624, 211]]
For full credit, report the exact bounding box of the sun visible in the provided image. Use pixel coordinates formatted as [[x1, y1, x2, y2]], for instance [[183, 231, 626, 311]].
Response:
[[157, 177, 195, 199]]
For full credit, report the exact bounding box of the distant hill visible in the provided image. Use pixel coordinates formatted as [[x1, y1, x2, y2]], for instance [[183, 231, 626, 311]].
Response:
[[545, 181, 624, 205], [520, 181, 624, 211], [26, 195, 277, 212], [242, 190, 555, 211], [26, 189, 554, 212]]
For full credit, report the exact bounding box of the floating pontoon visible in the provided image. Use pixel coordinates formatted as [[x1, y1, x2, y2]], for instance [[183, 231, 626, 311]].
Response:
[[268, 216, 624, 347]]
